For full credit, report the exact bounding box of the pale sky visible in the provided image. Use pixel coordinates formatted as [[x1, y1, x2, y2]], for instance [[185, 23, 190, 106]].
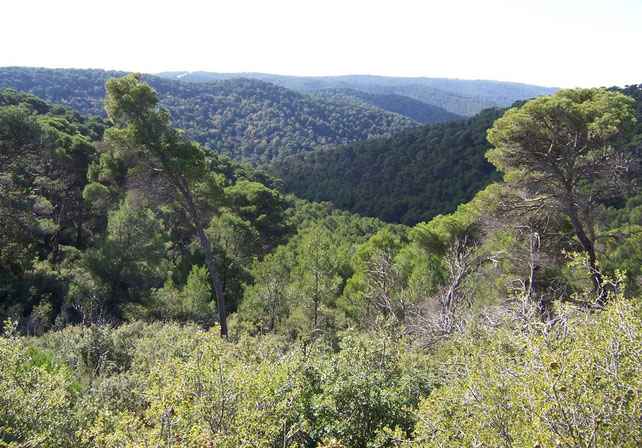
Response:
[[2, 0, 641, 88]]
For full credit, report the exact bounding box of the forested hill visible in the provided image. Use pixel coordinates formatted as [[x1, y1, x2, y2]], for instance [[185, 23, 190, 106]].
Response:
[[310, 87, 463, 124], [157, 71, 559, 116], [270, 85, 642, 226], [0, 67, 417, 163], [268, 107, 505, 225], [154, 77, 417, 163]]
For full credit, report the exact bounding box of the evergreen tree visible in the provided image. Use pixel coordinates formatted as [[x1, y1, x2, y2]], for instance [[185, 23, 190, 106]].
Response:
[[103, 74, 229, 335]]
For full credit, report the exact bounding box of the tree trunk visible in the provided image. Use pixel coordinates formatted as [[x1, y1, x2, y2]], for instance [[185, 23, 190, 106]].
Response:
[[313, 271, 319, 332], [51, 197, 66, 266], [566, 204, 605, 306], [76, 205, 84, 248], [198, 225, 228, 336], [180, 184, 228, 336]]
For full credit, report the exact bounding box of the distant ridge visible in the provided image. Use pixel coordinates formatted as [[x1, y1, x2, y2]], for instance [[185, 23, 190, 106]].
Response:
[[155, 71, 559, 116]]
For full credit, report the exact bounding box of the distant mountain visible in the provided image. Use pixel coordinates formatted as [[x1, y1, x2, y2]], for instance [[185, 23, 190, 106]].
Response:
[[310, 88, 462, 125], [0, 67, 417, 163], [156, 72, 559, 116], [268, 108, 506, 225]]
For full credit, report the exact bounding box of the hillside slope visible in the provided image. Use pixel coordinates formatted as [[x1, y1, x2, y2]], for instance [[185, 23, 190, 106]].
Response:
[[0, 67, 417, 163], [268, 107, 506, 225], [310, 87, 462, 124]]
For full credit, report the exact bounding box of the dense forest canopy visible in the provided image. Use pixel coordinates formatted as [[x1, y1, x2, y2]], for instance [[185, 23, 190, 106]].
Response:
[[268, 107, 505, 225], [310, 87, 463, 124], [0, 67, 418, 163], [1, 75, 641, 447]]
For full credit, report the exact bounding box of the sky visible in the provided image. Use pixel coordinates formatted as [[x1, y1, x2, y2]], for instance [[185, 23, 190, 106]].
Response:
[[2, 0, 641, 88]]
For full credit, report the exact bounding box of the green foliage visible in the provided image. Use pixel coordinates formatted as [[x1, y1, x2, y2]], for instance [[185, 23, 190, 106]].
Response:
[[269, 107, 504, 225], [408, 201, 479, 255], [239, 246, 294, 334], [409, 295, 642, 447], [2, 71, 642, 448], [487, 88, 636, 182], [83, 197, 170, 315], [288, 227, 342, 338], [0, 320, 432, 448], [611, 84, 642, 158], [149, 264, 218, 324], [0, 68, 417, 164], [236, 197, 403, 337], [1, 83, 296, 328], [296, 332, 432, 447], [225, 180, 291, 251], [341, 230, 406, 327], [0, 90, 108, 324], [0, 321, 87, 447], [209, 153, 281, 189], [103, 73, 233, 334], [602, 194, 642, 297], [207, 212, 262, 306], [311, 87, 462, 124], [181, 265, 215, 320], [487, 88, 637, 304], [88, 334, 302, 447]]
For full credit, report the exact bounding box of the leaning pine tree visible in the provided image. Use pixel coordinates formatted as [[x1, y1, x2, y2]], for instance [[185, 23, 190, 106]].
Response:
[[104, 73, 228, 335], [486, 88, 636, 306]]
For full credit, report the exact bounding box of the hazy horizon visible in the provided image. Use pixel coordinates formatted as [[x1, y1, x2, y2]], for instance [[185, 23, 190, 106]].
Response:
[[0, 65, 569, 89], [3, 0, 641, 89]]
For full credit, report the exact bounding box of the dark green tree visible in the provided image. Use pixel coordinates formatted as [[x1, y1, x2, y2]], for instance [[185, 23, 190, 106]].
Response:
[[207, 212, 261, 308], [0, 105, 52, 237], [225, 180, 290, 253], [84, 196, 169, 315]]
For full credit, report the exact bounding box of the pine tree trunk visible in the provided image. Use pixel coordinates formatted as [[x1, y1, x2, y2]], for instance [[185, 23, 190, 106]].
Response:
[[567, 205, 605, 306], [180, 184, 228, 336]]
